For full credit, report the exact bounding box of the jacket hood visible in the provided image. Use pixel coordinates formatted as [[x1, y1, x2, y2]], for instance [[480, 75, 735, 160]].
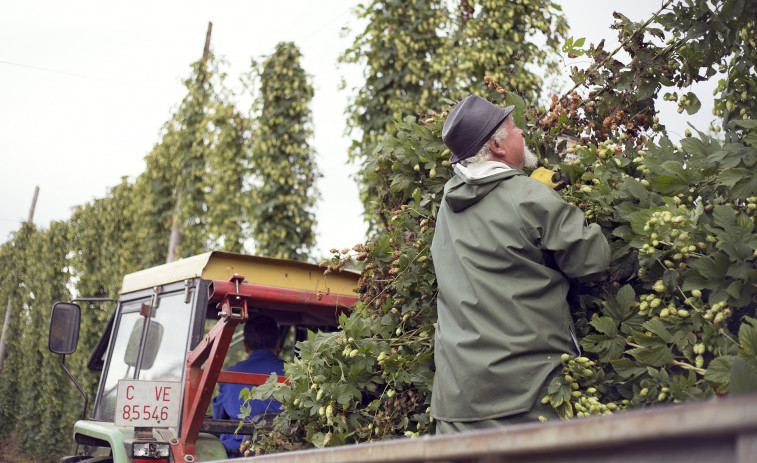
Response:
[[444, 161, 523, 212]]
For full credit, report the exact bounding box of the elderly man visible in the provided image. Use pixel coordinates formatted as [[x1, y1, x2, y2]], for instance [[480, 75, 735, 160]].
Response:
[[430, 95, 610, 433]]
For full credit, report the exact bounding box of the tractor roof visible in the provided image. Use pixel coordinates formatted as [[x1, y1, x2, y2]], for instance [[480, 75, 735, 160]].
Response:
[[120, 251, 359, 296]]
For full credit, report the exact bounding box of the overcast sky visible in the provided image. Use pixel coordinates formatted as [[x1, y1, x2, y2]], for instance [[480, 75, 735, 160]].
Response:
[[0, 0, 711, 261]]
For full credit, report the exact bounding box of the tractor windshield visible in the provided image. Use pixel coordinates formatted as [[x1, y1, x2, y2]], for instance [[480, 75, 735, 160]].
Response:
[[94, 288, 193, 422]]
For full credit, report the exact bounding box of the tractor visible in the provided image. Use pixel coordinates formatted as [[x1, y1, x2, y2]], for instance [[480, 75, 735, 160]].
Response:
[[48, 251, 358, 462]]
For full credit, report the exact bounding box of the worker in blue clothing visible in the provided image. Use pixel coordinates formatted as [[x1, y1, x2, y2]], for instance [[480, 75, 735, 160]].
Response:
[[212, 313, 285, 456]]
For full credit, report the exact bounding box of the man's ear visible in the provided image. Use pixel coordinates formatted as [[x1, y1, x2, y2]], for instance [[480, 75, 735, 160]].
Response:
[[488, 138, 506, 158]]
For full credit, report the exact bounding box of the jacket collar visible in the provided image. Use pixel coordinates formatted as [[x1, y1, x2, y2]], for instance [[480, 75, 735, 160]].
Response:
[[444, 161, 524, 212], [454, 160, 513, 182]]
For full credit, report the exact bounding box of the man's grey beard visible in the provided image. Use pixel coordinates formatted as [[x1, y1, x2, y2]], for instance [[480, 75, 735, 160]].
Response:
[[524, 144, 539, 169]]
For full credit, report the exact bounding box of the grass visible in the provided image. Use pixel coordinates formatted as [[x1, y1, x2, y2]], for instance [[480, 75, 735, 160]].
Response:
[[0, 433, 47, 463]]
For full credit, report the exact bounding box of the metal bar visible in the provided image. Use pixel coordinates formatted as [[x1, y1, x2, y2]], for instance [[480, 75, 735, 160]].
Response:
[[61, 356, 88, 420], [71, 298, 118, 304], [181, 321, 230, 456], [173, 274, 355, 461], [232, 394, 757, 463], [209, 281, 358, 313], [217, 371, 289, 386], [201, 418, 259, 436], [176, 293, 248, 461], [61, 355, 88, 458], [185, 322, 235, 440], [185, 314, 226, 368]]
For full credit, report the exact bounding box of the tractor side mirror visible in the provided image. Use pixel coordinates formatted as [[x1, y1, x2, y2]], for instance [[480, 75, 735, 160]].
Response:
[[49, 302, 81, 355]]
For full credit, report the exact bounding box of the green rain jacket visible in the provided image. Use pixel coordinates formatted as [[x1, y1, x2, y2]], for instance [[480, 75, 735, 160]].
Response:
[[430, 161, 610, 422]]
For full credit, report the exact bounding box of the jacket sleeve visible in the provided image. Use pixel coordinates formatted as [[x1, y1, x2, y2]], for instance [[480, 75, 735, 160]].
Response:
[[518, 179, 610, 281]]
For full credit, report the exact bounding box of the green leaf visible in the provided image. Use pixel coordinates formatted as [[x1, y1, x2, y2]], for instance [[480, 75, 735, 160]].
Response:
[[681, 137, 708, 156], [238, 403, 251, 420], [743, 131, 757, 150], [561, 36, 574, 52], [682, 92, 701, 115], [561, 36, 586, 58], [650, 176, 687, 194], [412, 187, 422, 204], [620, 312, 646, 335], [581, 333, 626, 362], [628, 344, 674, 367], [729, 357, 757, 395], [628, 210, 651, 234], [616, 285, 636, 313], [612, 358, 647, 378], [686, 252, 730, 284], [731, 119, 757, 130], [661, 160, 687, 179], [618, 178, 650, 203], [547, 376, 572, 406], [590, 316, 618, 336], [504, 92, 527, 129], [731, 175, 757, 200], [603, 284, 636, 321], [738, 318, 757, 359], [662, 269, 679, 293], [605, 337, 627, 362], [335, 383, 361, 405], [554, 400, 574, 419], [641, 319, 673, 343], [725, 280, 743, 299], [704, 356, 734, 383], [381, 313, 396, 326], [705, 143, 756, 169], [726, 261, 752, 280], [309, 432, 327, 448], [717, 167, 753, 187]]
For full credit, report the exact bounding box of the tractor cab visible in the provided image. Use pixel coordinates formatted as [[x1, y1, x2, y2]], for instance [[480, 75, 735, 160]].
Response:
[[49, 251, 359, 462]]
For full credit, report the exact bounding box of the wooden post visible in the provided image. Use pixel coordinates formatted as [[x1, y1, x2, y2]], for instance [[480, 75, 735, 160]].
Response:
[[0, 186, 39, 374], [166, 22, 213, 263], [27, 185, 40, 224], [0, 300, 12, 373], [203, 22, 212, 58]]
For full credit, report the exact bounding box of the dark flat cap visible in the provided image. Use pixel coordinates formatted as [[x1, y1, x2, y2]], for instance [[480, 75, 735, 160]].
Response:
[[442, 95, 515, 163]]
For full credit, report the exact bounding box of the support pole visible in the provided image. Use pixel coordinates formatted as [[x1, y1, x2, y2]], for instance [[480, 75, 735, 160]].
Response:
[[0, 186, 39, 374], [0, 300, 12, 373], [28, 185, 40, 223], [166, 22, 213, 263]]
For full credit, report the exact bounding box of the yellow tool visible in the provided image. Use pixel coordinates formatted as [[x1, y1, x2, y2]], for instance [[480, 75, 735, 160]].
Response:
[[530, 167, 567, 190]]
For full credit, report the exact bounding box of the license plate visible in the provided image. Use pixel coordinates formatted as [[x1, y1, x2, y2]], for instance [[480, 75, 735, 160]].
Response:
[[114, 380, 181, 428]]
